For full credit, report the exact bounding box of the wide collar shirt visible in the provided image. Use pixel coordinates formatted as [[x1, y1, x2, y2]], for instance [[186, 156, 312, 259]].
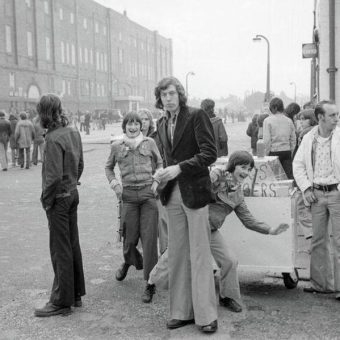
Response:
[[313, 129, 338, 185]]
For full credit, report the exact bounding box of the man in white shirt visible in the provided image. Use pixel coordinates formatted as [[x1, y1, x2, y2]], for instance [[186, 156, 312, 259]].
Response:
[[293, 100, 340, 299]]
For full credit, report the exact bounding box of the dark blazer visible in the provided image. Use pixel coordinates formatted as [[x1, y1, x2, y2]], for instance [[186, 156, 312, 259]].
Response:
[[156, 106, 217, 209]]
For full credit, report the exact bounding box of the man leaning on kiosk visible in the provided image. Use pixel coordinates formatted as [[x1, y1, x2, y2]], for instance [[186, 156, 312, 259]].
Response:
[[154, 77, 218, 333], [293, 100, 340, 299]]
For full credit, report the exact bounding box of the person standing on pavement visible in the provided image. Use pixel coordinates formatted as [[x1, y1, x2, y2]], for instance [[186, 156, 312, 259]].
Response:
[[263, 97, 296, 179], [293, 100, 340, 299], [246, 114, 259, 156], [9, 114, 18, 167], [0, 110, 11, 171], [14, 112, 35, 169], [105, 112, 163, 303], [154, 77, 218, 333], [32, 115, 45, 165], [139, 108, 169, 255], [201, 98, 228, 157], [34, 94, 85, 317]]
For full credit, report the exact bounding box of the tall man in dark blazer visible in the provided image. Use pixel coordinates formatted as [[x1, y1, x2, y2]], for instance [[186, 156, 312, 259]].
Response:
[[154, 77, 218, 333]]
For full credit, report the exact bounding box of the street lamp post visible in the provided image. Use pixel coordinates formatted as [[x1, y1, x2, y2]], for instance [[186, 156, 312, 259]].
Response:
[[253, 34, 270, 103], [290, 81, 297, 102], [185, 71, 195, 98]]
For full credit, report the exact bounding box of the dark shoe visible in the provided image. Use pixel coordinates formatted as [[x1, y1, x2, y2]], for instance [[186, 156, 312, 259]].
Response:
[[20, 164, 24, 169], [219, 296, 242, 312], [34, 302, 71, 317], [2, 168, 7, 171], [25, 166, 29, 169], [141, 284, 155, 303], [303, 287, 333, 294], [73, 296, 82, 307], [198, 320, 218, 333], [115, 263, 130, 281], [166, 319, 195, 329]]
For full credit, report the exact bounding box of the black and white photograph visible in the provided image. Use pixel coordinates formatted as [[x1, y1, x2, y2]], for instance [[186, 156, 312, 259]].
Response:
[[1, 0, 340, 339]]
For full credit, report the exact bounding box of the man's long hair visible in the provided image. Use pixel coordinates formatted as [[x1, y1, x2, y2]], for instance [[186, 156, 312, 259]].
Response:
[[154, 77, 187, 110], [37, 94, 69, 129]]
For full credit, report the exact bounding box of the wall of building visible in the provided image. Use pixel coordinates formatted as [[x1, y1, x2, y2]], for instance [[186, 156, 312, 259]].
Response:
[[317, 0, 340, 104], [0, 0, 173, 115]]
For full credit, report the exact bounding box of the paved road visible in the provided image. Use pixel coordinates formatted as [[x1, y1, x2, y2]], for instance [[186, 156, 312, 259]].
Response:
[[1, 122, 339, 339]]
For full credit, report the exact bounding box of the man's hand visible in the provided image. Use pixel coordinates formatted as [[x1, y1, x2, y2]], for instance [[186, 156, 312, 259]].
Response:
[[156, 165, 181, 182], [111, 183, 122, 200], [304, 187, 317, 204], [151, 181, 159, 196], [269, 223, 289, 235]]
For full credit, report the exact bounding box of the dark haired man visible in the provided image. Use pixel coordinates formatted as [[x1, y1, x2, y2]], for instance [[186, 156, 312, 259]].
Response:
[[34, 94, 85, 317], [154, 77, 218, 333], [293, 100, 340, 299], [201, 98, 228, 157]]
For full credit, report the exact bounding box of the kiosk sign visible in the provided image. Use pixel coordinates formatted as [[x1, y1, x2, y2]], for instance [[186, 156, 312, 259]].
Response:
[[302, 43, 318, 58]]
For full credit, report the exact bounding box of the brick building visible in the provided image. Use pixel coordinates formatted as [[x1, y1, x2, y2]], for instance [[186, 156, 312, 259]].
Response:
[[0, 0, 173, 115]]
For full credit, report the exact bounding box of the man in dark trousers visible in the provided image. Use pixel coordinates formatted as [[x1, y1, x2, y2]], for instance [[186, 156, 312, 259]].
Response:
[[34, 94, 85, 317], [154, 77, 218, 333]]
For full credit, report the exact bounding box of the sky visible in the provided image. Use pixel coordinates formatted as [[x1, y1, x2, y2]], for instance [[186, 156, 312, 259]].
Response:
[[94, 0, 315, 100]]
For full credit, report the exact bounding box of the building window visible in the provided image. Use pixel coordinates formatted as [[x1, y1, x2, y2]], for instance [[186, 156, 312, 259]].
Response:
[[59, 8, 63, 20], [71, 44, 76, 65], [66, 42, 70, 64], [61, 41, 65, 63], [90, 49, 93, 65], [100, 53, 104, 71], [27, 31, 33, 57], [25, 0, 31, 7], [97, 83, 100, 97], [83, 18, 87, 30], [95, 22, 99, 33], [119, 32, 122, 41], [118, 48, 123, 64], [62, 79, 66, 95], [79, 46, 82, 64], [67, 81, 71, 95], [84, 47, 88, 64], [9, 72, 15, 88], [101, 84, 105, 97], [44, 1, 49, 15], [70, 12, 74, 24], [104, 54, 108, 72], [45, 37, 50, 60], [5, 25, 12, 54], [103, 26, 107, 36], [96, 51, 100, 70]]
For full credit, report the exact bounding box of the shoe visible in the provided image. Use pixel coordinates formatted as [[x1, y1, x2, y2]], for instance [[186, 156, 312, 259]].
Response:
[[198, 320, 218, 333], [74, 296, 82, 307], [303, 287, 333, 294], [25, 166, 29, 169], [141, 284, 155, 303], [20, 164, 24, 169], [115, 263, 130, 281], [166, 319, 195, 329], [34, 302, 71, 317], [219, 296, 242, 312], [2, 168, 7, 171]]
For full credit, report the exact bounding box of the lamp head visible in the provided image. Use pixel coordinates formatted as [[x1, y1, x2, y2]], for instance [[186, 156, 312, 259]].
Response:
[[252, 37, 262, 42]]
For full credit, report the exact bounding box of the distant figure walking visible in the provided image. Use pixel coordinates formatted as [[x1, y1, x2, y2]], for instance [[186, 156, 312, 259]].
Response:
[[32, 116, 45, 165], [9, 114, 18, 167], [246, 114, 259, 155], [15, 112, 35, 169], [0, 110, 11, 171]]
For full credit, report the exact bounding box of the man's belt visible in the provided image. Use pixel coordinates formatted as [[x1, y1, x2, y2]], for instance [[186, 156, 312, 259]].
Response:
[[313, 183, 338, 192]]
